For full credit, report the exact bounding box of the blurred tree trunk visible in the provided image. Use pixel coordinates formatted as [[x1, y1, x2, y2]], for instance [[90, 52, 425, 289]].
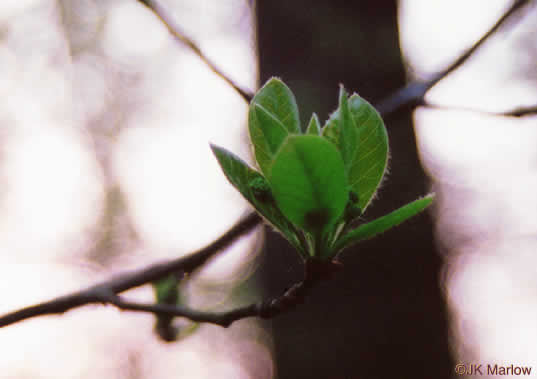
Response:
[[257, 1, 451, 378]]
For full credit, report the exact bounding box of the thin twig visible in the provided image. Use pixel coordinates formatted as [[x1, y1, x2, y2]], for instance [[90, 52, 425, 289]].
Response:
[[104, 258, 340, 327], [110, 296, 259, 327], [375, 0, 532, 117], [421, 102, 537, 118], [136, 0, 255, 103], [503, 104, 537, 117]]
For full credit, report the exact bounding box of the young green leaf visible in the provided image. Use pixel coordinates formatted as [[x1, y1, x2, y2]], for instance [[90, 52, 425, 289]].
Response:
[[153, 274, 180, 305], [306, 113, 321, 135], [152, 274, 181, 341], [250, 103, 289, 154], [248, 78, 301, 175], [323, 93, 388, 212], [338, 86, 358, 172], [210, 144, 306, 257], [333, 194, 434, 254], [268, 135, 348, 233]]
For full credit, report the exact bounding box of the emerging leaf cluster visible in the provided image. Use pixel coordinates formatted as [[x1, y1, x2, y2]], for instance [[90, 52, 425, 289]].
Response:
[[211, 78, 433, 261]]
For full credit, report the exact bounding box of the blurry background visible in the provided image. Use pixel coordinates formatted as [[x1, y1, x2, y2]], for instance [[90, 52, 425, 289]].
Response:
[[401, 0, 537, 377], [2, 0, 537, 378], [0, 1, 271, 378]]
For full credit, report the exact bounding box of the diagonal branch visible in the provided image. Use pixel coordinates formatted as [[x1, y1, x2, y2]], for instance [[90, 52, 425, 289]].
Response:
[[136, 0, 255, 103], [502, 104, 537, 117], [0, 212, 261, 328], [421, 101, 537, 118], [375, 0, 532, 117]]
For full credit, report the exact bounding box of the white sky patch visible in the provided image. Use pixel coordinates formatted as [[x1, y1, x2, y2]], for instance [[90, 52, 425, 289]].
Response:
[[0, 46, 19, 98], [0, 0, 45, 22], [398, 0, 510, 77], [100, 1, 170, 62], [447, 240, 537, 366], [399, 0, 537, 111], [138, 320, 274, 379], [114, 121, 249, 256], [0, 263, 130, 378], [0, 126, 105, 261], [414, 109, 537, 187]]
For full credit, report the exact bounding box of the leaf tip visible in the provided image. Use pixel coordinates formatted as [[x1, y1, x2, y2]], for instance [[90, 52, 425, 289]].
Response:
[[421, 193, 436, 207], [422, 192, 436, 202], [209, 142, 220, 155], [338, 84, 349, 104], [258, 76, 285, 93], [306, 113, 321, 135]]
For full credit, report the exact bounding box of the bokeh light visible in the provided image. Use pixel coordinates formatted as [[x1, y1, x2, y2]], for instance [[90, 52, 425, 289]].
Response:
[[0, 0, 272, 377], [400, 0, 537, 372]]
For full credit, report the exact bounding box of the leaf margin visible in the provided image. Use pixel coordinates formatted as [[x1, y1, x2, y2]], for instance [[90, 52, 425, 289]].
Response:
[[210, 143, 307, 257], [322, 92, 389, 212], [332, 194, 435, 255], [248, 77, 301, 175]]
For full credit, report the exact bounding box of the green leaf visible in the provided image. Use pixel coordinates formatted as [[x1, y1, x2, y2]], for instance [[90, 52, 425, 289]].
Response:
[[306, 113, 321, 135], [323, 93, 388, 212], [152, 274, 181, 341], [333, 194, 434, 254], [268, 135, 348, 233], [338, 86, 358, 172], [251, 103, 289, 156], [153, 274, 180, 305], [210, 144, 306, 257], [248, 78, 300, 175]]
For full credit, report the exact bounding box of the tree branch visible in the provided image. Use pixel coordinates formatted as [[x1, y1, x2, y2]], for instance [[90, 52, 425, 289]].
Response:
[[0, 251, 339, 329], [136, 0, 255, 103], [0, 212, 261, 328], [503, 104, 537, 117], [375, 0, 532, 117], [102, 258, 341, 327], [421, 102, 537, 118]]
